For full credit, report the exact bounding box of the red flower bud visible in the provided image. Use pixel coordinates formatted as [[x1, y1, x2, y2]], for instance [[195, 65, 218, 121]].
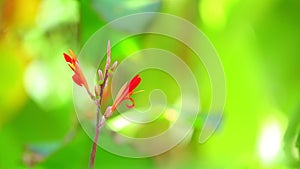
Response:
[[64, 49, 89, 90]]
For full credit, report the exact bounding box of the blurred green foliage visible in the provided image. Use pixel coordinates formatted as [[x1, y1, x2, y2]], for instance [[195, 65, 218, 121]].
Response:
[[0, 0, 300, 168]]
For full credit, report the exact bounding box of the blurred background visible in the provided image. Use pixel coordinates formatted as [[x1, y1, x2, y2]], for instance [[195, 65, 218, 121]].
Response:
[[0, 0, 300, 168]]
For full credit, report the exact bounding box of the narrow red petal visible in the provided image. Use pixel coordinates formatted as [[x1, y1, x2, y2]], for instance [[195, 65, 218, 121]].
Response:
[[111, 75, 141, 112], [125, 97, 135, 109], [72, 74, 83, 86], [111, 82, 129, 111], [64, 53, 72, 63], [64, 53, 76, 71], [129, 75, 141, 93], [68, 49, 77, 60]]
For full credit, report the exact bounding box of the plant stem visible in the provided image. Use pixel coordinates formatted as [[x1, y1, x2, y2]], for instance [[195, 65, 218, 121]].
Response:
[[89, 41, 112, 169], [86, 87, 95, 101], [88, 67, 110, 169], [89, 108, 106, 169]]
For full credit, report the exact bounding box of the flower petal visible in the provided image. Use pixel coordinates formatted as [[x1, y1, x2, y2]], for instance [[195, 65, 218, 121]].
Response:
[[129, 75, 141, 93], [64, 53, 75, 71], [110, 74, 141, 113], [68, 49, 77, 60], [63, 53, 72, 63], [72, 74, 83, 86], [125, 97, 135, 109], [104, 106, 113, 119], [111, 82, 129, 111]]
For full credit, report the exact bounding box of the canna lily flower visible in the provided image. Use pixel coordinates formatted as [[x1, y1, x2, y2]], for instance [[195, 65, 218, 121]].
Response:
[[64, 49, 89, 90], [104, 74, 142, 118]]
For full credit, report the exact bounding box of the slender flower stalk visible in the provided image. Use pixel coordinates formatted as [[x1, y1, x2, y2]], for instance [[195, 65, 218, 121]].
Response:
[[64, 41, 142, 169], [89, 41, 112, 169]]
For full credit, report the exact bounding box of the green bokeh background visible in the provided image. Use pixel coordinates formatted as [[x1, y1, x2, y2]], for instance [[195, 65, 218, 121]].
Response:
[[0, 0, 300, 168]]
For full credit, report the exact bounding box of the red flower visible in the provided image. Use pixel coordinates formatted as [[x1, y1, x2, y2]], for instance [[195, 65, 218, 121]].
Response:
[[104, 75, 142, 118], [64, 49, 89, 90]]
